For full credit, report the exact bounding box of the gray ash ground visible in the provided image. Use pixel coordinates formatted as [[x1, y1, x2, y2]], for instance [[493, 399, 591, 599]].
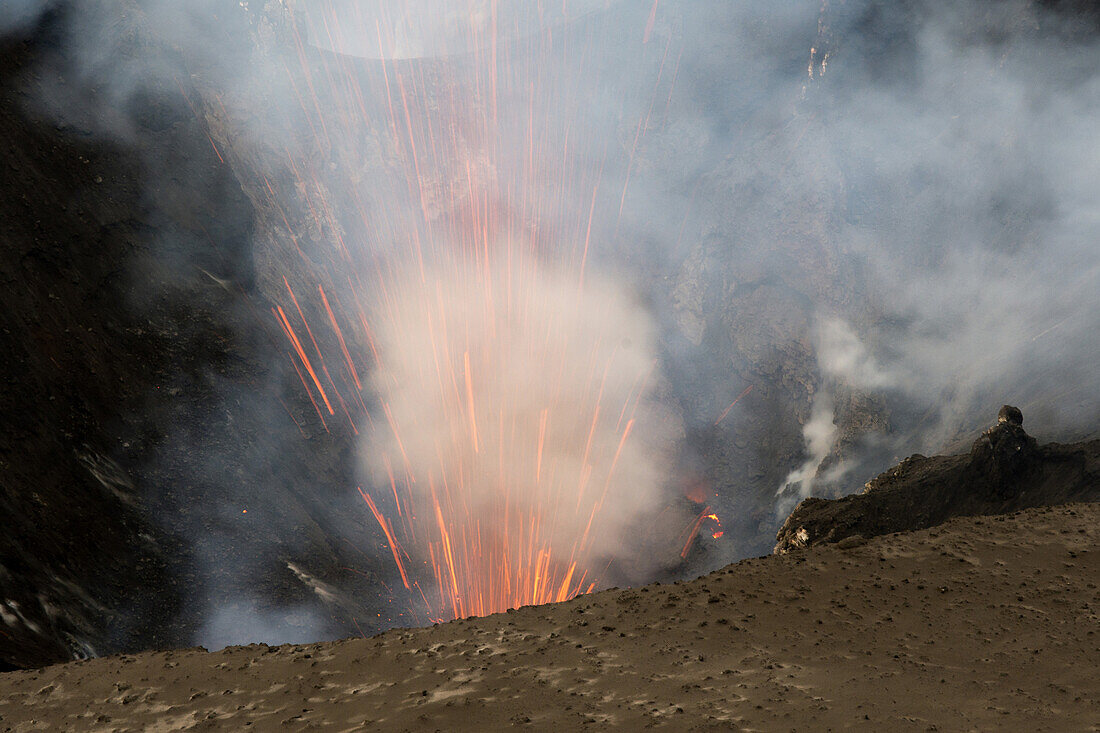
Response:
[[1, 502, 1096, 730]]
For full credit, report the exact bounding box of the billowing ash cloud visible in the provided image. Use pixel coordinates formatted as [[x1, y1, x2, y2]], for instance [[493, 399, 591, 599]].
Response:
[[824, 1, 1100, 448], [645, 1, 1100, 520]]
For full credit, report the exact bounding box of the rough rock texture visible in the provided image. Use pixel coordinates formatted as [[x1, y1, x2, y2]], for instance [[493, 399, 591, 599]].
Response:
[[0, 503, 1096, 730], [775, 408, 1100, 553], [0, 20, 216, 670], [0, 10, 390, 671]]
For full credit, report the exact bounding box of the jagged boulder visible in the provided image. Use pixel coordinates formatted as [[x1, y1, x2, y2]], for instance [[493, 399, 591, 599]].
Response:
[[968, 404, 1038, 497], [774, 408, 1100, 554]]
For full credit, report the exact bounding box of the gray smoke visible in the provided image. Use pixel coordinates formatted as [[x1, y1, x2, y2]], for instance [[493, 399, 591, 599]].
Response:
[[0, 0, 55, 38], [643, 1, 1100, 518], [5, 0, 1099, 648]]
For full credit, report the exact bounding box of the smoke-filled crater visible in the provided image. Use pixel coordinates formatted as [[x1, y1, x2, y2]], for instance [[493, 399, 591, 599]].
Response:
[[1, 0, 1098, 667]]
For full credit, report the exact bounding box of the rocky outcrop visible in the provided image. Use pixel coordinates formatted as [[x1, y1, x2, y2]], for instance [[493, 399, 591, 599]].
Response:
[[774, 407, 1100, 553]]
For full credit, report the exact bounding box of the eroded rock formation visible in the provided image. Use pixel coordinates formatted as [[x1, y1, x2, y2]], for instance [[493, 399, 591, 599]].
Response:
[[775, 407, 1100, 553]]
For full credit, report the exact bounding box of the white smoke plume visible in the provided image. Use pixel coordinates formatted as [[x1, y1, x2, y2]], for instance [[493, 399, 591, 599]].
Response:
[[815, 317, 894, 393], [774, 316, 888, 516], [774, 395, 837, 519]]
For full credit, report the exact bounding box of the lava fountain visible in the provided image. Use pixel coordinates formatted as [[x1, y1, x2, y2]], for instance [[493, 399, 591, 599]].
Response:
[[270, 1, 697, 622], [363, 251, 676, 619]]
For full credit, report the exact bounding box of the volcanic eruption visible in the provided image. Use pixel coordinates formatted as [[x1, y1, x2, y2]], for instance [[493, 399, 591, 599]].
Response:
[[265, 0, 696, 622], [2, 0, 1098, 670]]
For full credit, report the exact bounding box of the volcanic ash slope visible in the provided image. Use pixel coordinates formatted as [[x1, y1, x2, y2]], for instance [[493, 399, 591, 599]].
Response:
[[0, 503, 1097, 730]]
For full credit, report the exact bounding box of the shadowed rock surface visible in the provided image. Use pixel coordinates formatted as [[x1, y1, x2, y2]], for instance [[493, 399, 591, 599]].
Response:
[[775, 408, 1100, 553], [0, 9, 391, 671]]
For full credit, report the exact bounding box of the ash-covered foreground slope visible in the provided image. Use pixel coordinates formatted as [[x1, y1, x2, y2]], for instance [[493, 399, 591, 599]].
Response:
[[1, 502, 1096, 731], [775, 407, 1100, 554]]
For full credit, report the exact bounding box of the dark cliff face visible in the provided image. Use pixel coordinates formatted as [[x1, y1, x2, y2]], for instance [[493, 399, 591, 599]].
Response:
[[774, 410, 1100, 554], [0, 13, 387, 669], [0, 23, 196, 668]]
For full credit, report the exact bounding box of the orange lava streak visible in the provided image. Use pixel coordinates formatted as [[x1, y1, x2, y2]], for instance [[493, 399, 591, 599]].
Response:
[[463, 350, 480, 454], [644, 0, 660, 44], [679, 509, 710, 559], [319, 285, 362, 391], [275, 305, 334, 416], [270, 4, 684, 624], [679, 506, 724, 559], [429, 477, 466, 619], [284, 278, 324, 362], [289, 362, 328, 432], [715, 384, 754, 426], [605, 418, 635, 492], [578, 179, 599, 287], [381, 401, 413, 478], [536, 408, 548, 483], [359, 487, 410, 590]]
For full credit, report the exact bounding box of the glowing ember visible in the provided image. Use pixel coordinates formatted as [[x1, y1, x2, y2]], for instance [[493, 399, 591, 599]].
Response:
[[678, 506, 723, 560]]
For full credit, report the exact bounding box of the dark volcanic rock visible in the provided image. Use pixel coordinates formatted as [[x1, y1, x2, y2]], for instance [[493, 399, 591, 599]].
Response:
[[969, 405, 1038, 497], [774, 407, 1100, 553], [0, 26, 190, 670], [0, 7, 424, 670]]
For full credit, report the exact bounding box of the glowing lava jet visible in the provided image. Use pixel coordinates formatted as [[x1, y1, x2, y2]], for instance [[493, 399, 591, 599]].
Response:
[[359, 252, 671, 619], [272, 0, 701, 622]]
